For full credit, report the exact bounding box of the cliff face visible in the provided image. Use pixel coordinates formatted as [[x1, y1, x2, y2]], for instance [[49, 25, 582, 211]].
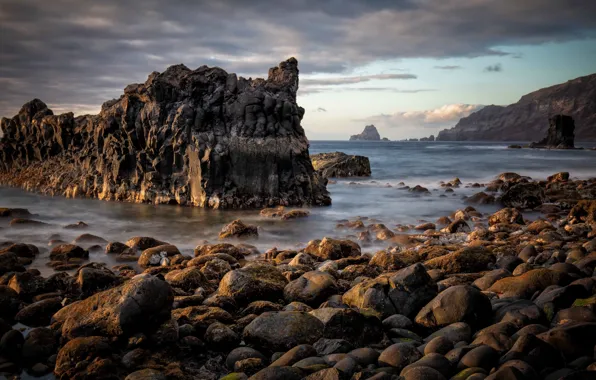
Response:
[[350, 125, 381, 141], [437, 73, 596, 141], [0, 58, 331, 209]]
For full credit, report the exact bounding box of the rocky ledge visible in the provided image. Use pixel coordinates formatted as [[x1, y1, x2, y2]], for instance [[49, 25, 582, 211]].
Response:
[[1, 171, 596, 379], [0, 58, 330, 209], [311, 152, 371, 178]]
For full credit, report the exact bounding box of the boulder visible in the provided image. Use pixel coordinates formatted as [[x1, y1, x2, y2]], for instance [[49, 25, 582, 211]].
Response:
[[423, 247, 495, 274], [304, 238, 361, 261], [52, 274, 173, 339], [138, 244, 181, 267], [415, 285, 492, 329], [501, 183, 546, 209], [49, 244, 89, 261], [311, 152, 371, 178], [219, 220, 259, 240], [309, 307, 383, 346], [243, 311, 324, 352], [284, 271, 338, 307], [487, 268, 571, 299], [488, 208, 524, 226], [54, 336, 113, 379], [218, 263, 288, 305]]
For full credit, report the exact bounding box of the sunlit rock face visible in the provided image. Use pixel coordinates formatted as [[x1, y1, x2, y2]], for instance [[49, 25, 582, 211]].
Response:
[[0, 58, 330, 209]]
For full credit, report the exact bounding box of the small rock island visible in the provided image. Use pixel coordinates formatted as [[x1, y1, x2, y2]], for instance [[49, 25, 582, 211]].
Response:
[[529, 114, 576, 149], [350, 125, 388, 141]]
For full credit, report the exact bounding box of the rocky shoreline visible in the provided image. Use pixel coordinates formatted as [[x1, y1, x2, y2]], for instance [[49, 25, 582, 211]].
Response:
[[1, 172, 596, 379]]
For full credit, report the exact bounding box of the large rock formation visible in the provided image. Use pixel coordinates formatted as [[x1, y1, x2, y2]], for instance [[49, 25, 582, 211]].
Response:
[[437, 73, 596, 141], [311, 152, 371, 178], [350, 125, 381, 141], [529, 115, 575, 149], [0, 58, 330, 209]]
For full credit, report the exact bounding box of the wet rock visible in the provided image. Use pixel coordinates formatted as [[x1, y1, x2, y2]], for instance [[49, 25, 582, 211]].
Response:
[[125, 369, 166, 380], [489, 208, 524, 226], [488, 268, 572, 299], [0, 243, 39, 258], [21, 327, 57, 365], [401, 366, 446, 380], [415, 285, 492, 329], [270, 344, 317, 367], [204, 322, 240, 350], [8, 271, 49, 300], [15, 297, 62, 327], [165, 267, 212, 293], [378, 343, 423, 370], [424, 336, 454, 355], [310, 308, 383, 346], [0, 252, 24, 275], [64, 221, 88, 229], [465, 192, 496, 205], [0, 208, 31, 217], [73, 233, 108, 245], [76, 265, 121, 296], [538, 322, 596, 361], [284, 271, 338, 307], [500, 333, 564, 371], [54, 336, 113, 379], [441, 219, 470, 233], [53, 274, 173, 339], [501, 183, 547, 209], [218, 263, 288, 306], [311, 152, 371, 178], [458, 345, 499, 371], [248, 366, 303, 380], [219, 220, 259, 240], [49, 243, 89, 262], [304, 238, 361, 261], [473, 269, 511, 291], [138, 244, 181, 267], [424, 246, 495, 274], [125, 237, 168, 252], [243, 311, 324, 352], [313, 338, 353, 356], [0, 329, 24, 362], [370, 250, 406, 271], [227, 347, 267, 369]]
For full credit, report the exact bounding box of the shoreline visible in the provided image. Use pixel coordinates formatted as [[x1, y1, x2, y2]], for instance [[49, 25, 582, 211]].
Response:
[[0, 170, 595, 379]]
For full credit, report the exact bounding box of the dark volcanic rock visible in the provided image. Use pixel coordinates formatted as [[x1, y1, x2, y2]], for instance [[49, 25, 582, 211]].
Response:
[[311, 152, 371, 178], [436, 73, 596, 141], [350, 125, 381, 141], [0, 58, 330, 209], [530, 114, 575, 149]]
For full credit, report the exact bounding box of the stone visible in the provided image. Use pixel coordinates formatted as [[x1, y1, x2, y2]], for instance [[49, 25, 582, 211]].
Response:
[[52, 274, 173, 339], [204, 322, 240, 350], [125, 369, 166, 380], [423, 246, 495, 274], [501, 183, 547, 209], [14, 297, 62, 327], [310, 308, 383, 346], [487, 268, 571, 299], [378, 343, 423, 370], [530, 114, 575, 149], [126, 237, 168, 252], [49, 244, 89, 261], [165, 267, 212, 293], [0, 252, 24, 275], [415, 285, 492, 329], [458, 345, 499, 371], [350, 125, 382, 141], [311, 152, 371, 178], [243, 311, 324, 352], [369, 250, 406, 271], [54, 336, 113, 379], [218, 263, 288, 305], [488, 208, 524, 226], [226, 347, 267, 369], [270, 344, 317, 367], [219, 220, 259, 239], [304, 238, 361, 261], [284, 271, 338, 307], [138, 244, 180, 267], [0, 59, 330, 209], [21, 327, 57, 364], [248, 366, 303, 380]]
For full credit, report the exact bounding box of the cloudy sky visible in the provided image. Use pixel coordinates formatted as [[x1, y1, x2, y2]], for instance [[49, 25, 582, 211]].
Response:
[[1, 0, 595, 140]]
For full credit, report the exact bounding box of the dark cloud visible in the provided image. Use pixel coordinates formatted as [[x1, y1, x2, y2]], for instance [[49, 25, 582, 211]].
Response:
[[1, 0, 595, 116], [299, 87, 435, 95], [434, 65, 462, 70], [512, 53, 524, 59], [484, 63, 503, 72], [315, 107, 327, 112], [302, 73, 416, 86]]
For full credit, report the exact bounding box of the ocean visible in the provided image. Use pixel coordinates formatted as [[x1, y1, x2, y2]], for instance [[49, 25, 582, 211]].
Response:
[[2, 141, 596, 275]]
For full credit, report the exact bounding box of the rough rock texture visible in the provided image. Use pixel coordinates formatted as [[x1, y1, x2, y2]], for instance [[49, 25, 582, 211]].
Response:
[[436, 73, 596, 141], [311, 152, 371, 178], [349, 125, 382, 141], [529, 114, 575, 149], [0, 58, 330, 209]]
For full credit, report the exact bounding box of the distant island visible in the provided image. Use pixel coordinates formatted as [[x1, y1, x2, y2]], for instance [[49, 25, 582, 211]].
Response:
[[350, 125, 389, 141], [436, 72, 596, 141]]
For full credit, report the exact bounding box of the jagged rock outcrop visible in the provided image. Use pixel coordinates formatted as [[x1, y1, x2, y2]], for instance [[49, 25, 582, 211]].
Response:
[[529, 115, 575, 149], [311, 152, 371, 178], [437, 73, 596, 141], [420, 135, 435, 142], [0, 58, 330, 209], [350, 125, 381, 141]]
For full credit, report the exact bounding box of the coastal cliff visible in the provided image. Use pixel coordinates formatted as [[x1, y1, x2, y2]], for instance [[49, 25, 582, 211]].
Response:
[[0, 58, 330, 209], [437, 73, 596, 141]]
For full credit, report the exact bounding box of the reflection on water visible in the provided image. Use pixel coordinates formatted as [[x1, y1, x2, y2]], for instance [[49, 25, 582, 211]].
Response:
[[2, 141, 596, 275]]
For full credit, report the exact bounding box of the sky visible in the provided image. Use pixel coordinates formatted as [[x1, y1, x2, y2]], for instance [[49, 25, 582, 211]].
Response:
[[1, 0, 595, 140]]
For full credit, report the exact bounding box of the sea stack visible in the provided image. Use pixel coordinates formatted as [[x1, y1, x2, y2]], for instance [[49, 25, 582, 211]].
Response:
[[530, 115, 576, 149], [0, 58, 331, 209], [350, 125, 381, 141]]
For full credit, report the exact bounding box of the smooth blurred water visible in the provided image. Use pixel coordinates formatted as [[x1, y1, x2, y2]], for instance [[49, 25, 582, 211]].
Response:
[[1, 141, 596, 274]]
